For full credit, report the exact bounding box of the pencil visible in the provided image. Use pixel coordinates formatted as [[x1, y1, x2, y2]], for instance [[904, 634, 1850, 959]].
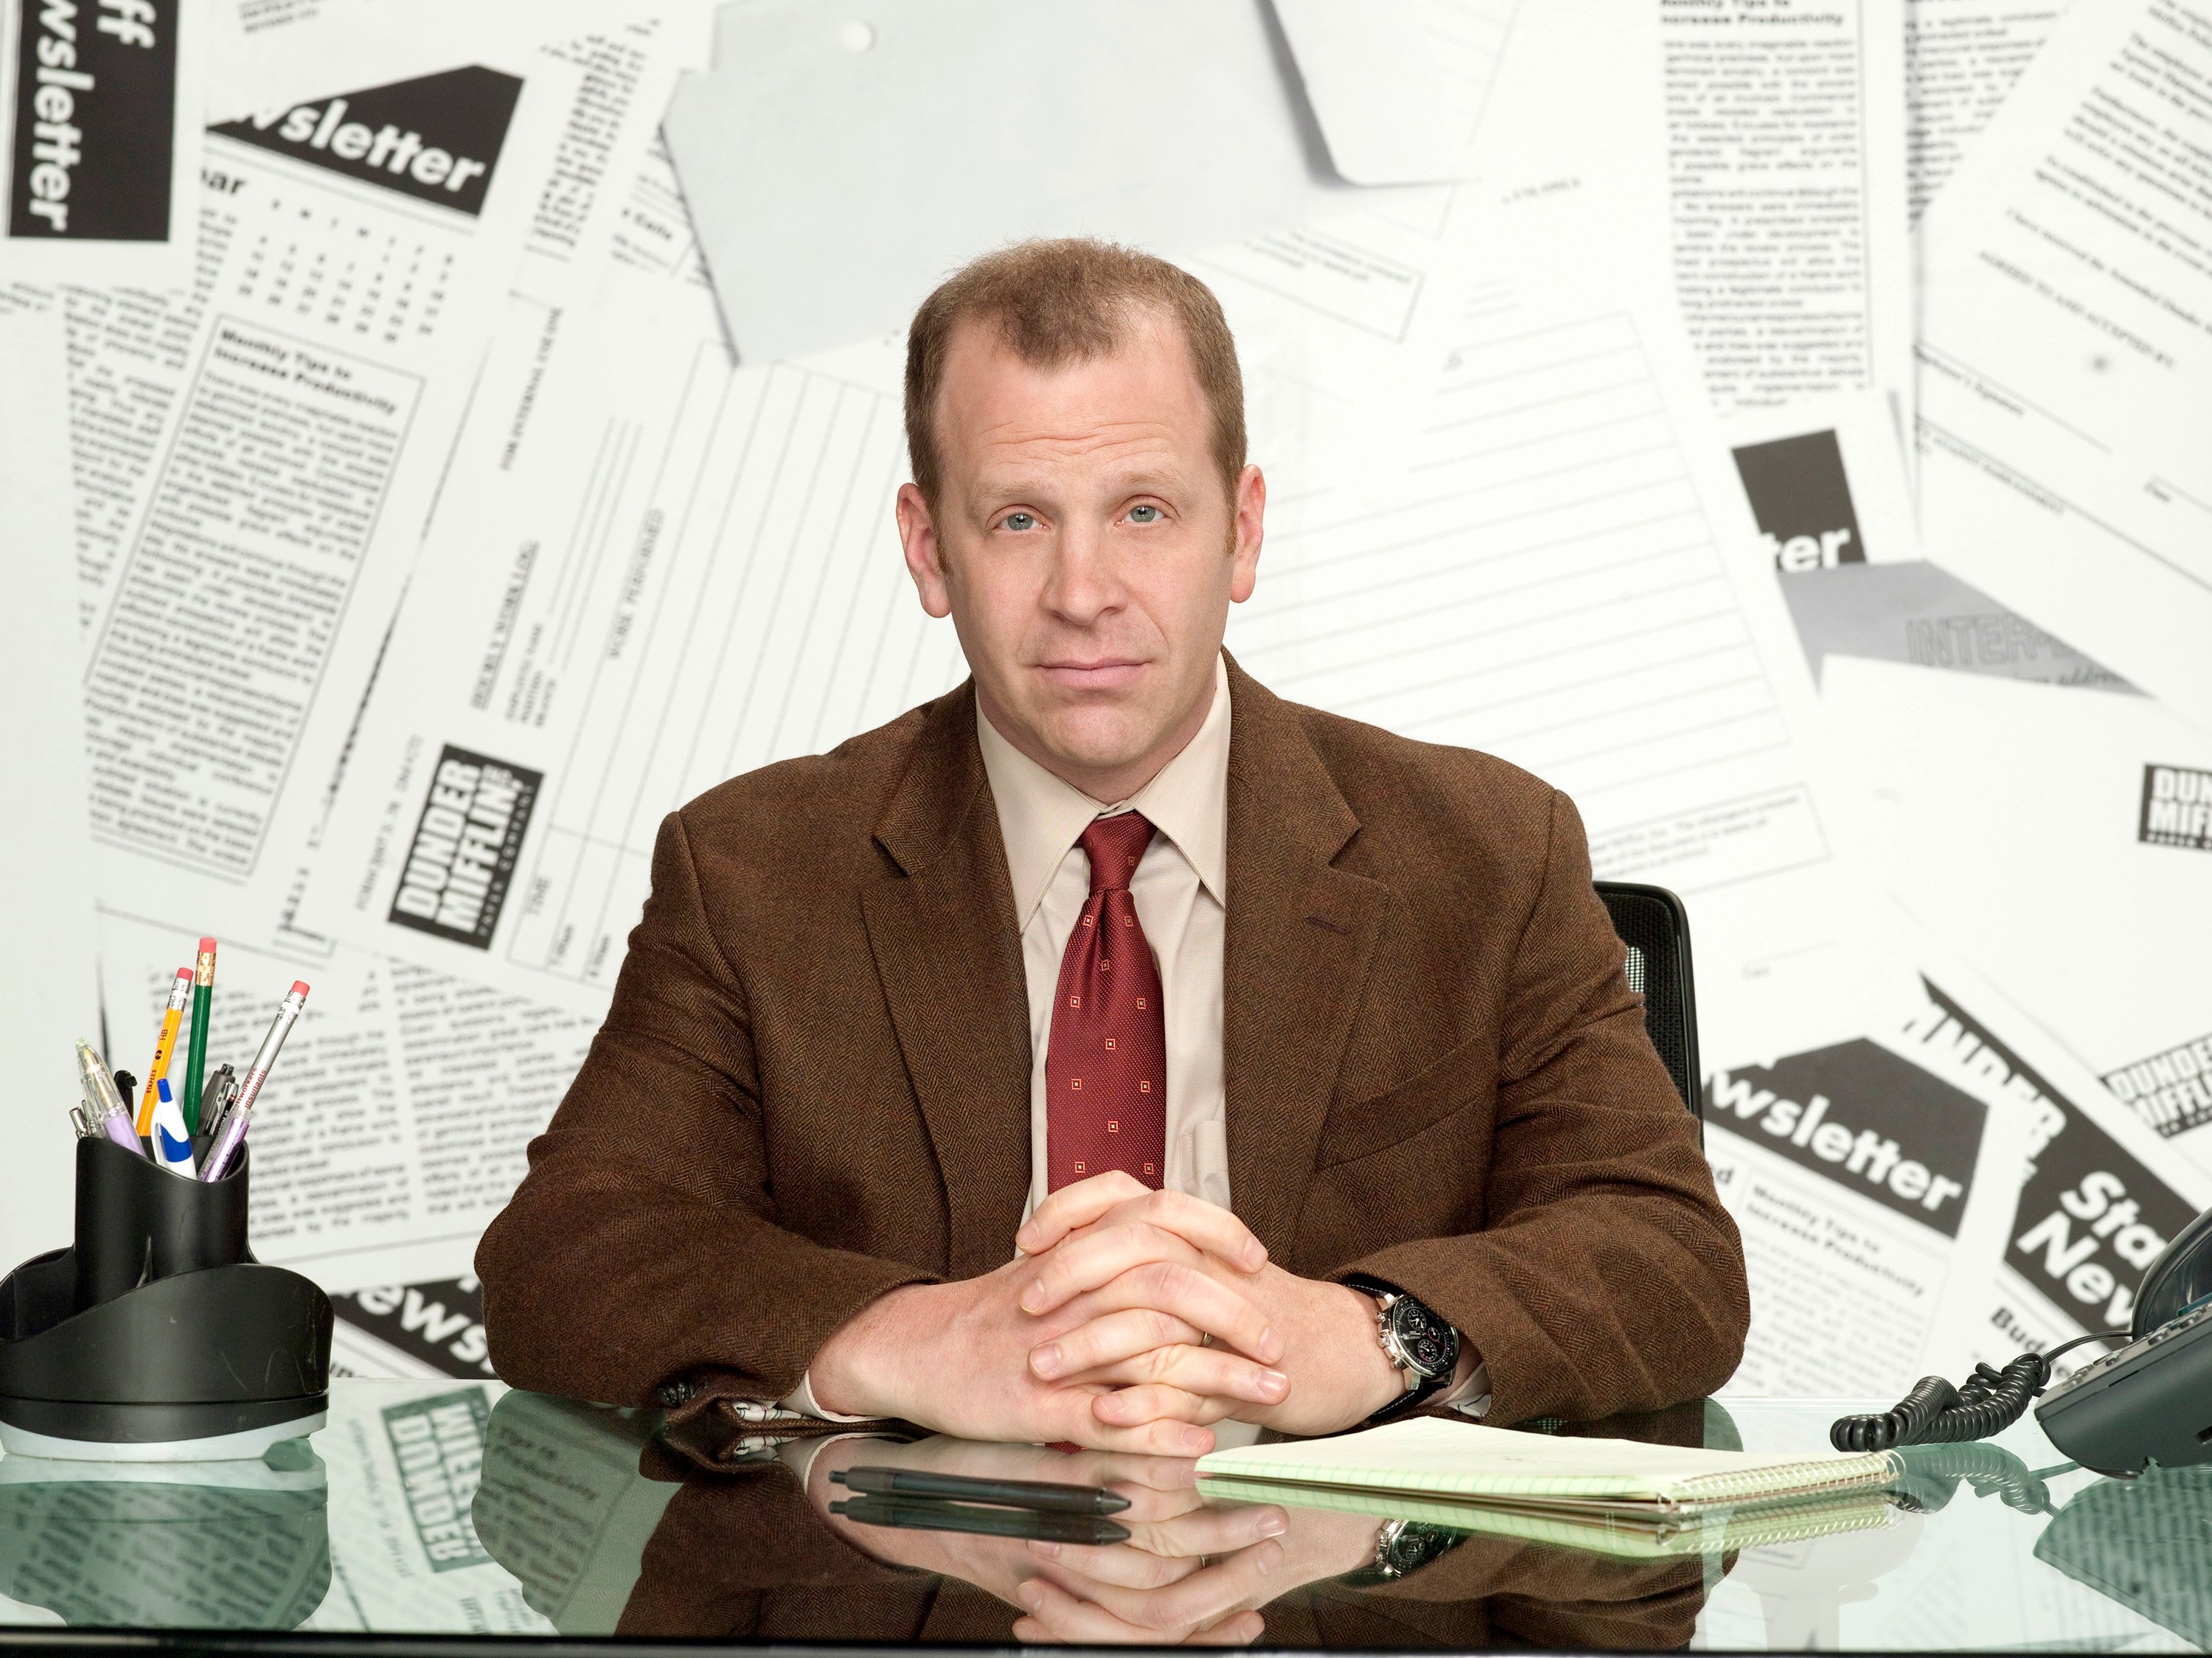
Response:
[[180, 938, 216, 1133], [136, 966, 194, 1136]]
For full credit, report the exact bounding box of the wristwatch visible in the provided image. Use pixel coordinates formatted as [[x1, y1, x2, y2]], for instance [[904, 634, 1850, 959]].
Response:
[[1342, 1518, 1464, 1584], [1343, 1273, 1460, 1422]]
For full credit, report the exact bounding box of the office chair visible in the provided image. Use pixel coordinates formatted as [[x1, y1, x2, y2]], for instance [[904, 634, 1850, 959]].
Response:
[[1593, 882, 1700, 1122]]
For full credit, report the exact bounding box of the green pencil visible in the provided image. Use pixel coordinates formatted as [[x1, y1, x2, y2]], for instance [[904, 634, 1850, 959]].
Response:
[[181, 937, 216, 1132]]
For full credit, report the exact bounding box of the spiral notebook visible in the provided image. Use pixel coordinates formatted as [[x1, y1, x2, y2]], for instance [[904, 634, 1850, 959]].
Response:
[[1194, 1474, 1901, 1557], [1194, 1417, 1901, 1519]]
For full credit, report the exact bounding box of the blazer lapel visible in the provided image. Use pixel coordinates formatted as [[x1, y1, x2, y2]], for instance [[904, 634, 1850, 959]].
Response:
[[860, 682, 1034, 1278], [1221, 658, 1386, 1261]]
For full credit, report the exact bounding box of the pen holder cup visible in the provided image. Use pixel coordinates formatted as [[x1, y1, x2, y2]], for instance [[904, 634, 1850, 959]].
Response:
[[0, 1136, 333, 1462]]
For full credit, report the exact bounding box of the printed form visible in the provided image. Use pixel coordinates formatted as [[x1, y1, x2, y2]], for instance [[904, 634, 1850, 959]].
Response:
[[1915, 0, 2212, 727], [299, 279, 967, 1011], [1214, 186, 1874, 1069]]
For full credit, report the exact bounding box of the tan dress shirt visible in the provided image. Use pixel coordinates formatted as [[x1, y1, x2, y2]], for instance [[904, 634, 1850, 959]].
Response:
[[979, 655, 1234, 1220]]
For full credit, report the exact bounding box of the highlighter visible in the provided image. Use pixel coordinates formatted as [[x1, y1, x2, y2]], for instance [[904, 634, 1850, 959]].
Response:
[[150, 1078, 198, 1177]]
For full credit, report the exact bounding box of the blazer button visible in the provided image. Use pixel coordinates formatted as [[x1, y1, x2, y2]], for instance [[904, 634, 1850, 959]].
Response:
[[656, 1379, 696, 1407]]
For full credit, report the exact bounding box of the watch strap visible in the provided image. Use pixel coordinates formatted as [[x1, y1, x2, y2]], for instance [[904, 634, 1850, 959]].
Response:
[[1343, 1274, 1460, 1424]]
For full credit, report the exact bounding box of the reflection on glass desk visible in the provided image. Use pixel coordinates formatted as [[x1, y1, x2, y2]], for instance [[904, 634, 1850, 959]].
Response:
[[0, 1379, 2205, 1651]]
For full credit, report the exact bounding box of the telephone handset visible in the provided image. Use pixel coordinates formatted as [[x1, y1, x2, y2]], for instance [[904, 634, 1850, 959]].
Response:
[[1832, 1205, 2212, 1476]]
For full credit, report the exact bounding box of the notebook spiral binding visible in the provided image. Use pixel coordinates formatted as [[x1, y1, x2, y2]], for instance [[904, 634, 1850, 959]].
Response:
[[1664, 1450, 1902, 1509]]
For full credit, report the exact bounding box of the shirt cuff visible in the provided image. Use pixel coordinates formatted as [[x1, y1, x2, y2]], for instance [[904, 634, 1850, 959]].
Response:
[[782, 1369, 878, 1424], [1441, 1358, 1492, 1418]]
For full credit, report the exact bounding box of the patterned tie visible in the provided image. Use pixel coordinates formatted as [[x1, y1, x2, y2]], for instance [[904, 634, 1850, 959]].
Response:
[[1046, 812, 1168, 1192]]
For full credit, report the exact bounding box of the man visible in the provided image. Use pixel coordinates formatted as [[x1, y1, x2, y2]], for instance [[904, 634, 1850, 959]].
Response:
[[479, 239, 1748, 1455]]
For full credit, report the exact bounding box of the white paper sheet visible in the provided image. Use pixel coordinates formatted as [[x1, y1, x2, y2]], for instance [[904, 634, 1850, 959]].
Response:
[[0, 315, 98, 1275], [296, 276, 967, 1010], [1728, 393, 2132, 691], [1270, 0, 1522, 185], [202, 0, 698, 123], [1705, 1020, 2031, 1400], [1905, 0, 2067, 220], [0, 0, 204, 285], [1874, 932, 2212, 1373], [1825, 658, 2212, 1180], [75, 53, 575, 964], [662, 0, 1331, 361], [1913, 0, 2212, 726], [1660, 0, 1913, 422], [1213, 184, 1876, 1070]]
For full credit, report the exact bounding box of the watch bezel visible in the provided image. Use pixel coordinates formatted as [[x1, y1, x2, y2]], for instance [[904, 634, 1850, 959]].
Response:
[[1382, 1292, 1458, 1381]]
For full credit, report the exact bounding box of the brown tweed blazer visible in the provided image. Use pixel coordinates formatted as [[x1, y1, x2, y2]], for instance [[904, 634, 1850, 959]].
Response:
[[478, 655, 1748, 1425]]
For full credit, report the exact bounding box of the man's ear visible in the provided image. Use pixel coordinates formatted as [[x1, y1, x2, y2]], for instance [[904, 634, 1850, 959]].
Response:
[[1229, 464, 1265, 605], [896, 482, 954, 619]]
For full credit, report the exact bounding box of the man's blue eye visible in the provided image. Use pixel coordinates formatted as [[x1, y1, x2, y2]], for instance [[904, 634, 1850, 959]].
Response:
[[1003, 512, 1036, 531], [1128, 505, 1161, 523]]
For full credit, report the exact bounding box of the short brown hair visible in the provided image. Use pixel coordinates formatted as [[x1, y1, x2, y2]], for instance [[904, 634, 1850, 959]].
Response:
[[905, 238, 1246, 511]]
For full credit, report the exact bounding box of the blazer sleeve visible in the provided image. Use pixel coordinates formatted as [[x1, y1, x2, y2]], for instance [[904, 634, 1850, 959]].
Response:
[[477, 811, 939, 1408], [1338, 789, 1750, 1423]]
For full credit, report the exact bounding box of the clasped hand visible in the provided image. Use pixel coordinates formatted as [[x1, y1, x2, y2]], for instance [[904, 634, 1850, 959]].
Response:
[[807, 1173, 1404, 1451]]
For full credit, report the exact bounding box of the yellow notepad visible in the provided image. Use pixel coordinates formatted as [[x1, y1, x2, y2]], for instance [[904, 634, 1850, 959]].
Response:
[[1194, 1416, 1900, 1519], [1194, 1474, 1900, 1558]]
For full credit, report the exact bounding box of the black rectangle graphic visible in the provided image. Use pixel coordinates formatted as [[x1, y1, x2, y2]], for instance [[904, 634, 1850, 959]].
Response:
[[389, 745, 541, 948], [2139, 763, 2212, 851], [9, 0, 179, 243]]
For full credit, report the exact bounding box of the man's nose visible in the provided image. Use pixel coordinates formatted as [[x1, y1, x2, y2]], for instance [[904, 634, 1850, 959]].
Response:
[[1041, 518, 1121, 624]]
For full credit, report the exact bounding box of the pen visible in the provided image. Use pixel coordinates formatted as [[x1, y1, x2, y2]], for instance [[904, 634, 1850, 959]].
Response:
[[69, 1106, 93, 1138], [76, 1040, 146, 1156], [180, 938, 216, 1134], [198, 1064, 236, 1148], [832, 1466, 1133, 1515], [830, 1494, 1130, 1546], [136, 966, 194, 1135], [149, 1079, 198, 1177], [201, 981, 308, 1181]]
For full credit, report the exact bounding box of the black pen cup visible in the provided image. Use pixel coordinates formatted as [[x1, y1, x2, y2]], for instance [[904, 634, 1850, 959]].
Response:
[[72, 1128, 251, 1307], [0, 1135, 333, 1460]]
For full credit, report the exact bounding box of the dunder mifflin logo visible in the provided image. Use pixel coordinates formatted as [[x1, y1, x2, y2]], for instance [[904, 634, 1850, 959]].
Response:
[[388, 745, 540, 948], [2140, 763, 2212, 851]]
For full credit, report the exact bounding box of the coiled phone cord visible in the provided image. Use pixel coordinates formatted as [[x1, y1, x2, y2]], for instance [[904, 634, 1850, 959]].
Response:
[[1829, 1333, 2128, 1454]]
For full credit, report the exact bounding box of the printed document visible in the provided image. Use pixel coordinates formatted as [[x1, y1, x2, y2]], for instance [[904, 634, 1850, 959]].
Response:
[[1905, 0, 2067, 220], [1661, 0, 1912, 419], [1825, 659, 2212, 1178], [299, 279, 967, 1011], [1705, 1017, 2030, 1398], [1213, 184, 1876, 1068], [1914, 0, 2212, 725], [0, 0, 204, 285], [76, 56, 574, 958], [1874, 936, 2212, 1377]]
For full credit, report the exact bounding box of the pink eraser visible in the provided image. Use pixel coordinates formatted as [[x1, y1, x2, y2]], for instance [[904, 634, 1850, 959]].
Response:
[[199, 936, 218, 952], [291, 980, 310, 996]]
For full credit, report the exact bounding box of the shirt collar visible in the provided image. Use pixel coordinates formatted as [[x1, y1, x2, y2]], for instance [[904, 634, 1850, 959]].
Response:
[[978, 654, 1231, 927]]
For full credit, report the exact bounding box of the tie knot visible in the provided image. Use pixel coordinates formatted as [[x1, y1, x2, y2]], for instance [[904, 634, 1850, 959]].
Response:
[[1079, 813, 1155, 894]]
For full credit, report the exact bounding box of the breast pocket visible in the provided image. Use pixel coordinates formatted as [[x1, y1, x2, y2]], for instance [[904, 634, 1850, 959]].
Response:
[[1313, 1034, 1493, 1170]]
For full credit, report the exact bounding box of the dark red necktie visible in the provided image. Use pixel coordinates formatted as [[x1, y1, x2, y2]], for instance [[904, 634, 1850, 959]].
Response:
[[1046, 813, 1168, 1192]]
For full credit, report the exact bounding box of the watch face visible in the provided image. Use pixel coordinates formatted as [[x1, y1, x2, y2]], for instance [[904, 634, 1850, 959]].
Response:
[[1391, 1299, 1457, 1378]]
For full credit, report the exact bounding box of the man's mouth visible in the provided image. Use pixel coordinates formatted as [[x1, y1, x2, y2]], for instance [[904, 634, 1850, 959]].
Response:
[[1036, 659, 1147, 691]]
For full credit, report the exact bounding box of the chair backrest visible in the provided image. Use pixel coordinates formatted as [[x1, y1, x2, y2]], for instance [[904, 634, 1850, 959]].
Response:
[[1593, 881, 1700, 1121]]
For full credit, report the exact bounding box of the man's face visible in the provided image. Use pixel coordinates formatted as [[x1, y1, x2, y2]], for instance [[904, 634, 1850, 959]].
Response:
[[896, 310, 1264, 802]]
